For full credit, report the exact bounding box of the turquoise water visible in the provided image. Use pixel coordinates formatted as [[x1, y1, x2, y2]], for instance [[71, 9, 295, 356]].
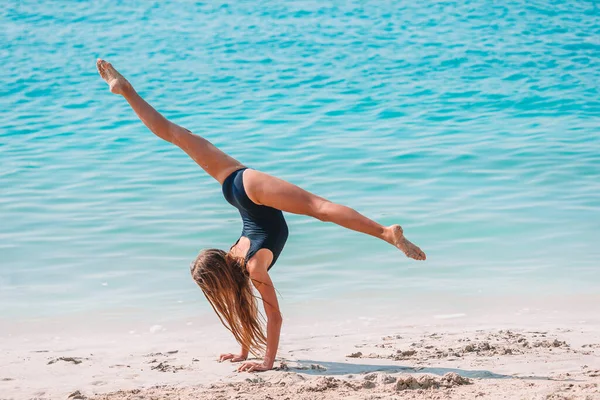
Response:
[[1, 1, 599, 323]]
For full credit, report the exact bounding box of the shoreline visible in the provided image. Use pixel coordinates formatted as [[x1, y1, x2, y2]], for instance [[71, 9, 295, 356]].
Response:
[[5, 291, 600, 335]]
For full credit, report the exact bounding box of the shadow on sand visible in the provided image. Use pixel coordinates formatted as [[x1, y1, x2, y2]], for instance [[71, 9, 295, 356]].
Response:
[[288, 359, 551, 381]]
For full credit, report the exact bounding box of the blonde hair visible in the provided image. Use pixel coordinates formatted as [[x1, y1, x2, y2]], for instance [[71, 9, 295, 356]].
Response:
[[191, 248, 266, 356]]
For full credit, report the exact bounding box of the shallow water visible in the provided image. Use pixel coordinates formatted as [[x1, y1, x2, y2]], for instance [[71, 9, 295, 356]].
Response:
[[1, 0, 599, 324]]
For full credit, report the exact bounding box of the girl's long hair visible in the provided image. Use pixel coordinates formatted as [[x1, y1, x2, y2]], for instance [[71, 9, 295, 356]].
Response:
[[191, 248, 267, 356]]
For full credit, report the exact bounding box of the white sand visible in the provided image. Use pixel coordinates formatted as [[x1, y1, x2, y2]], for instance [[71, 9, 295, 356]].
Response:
[[2, 298, 600, 399]]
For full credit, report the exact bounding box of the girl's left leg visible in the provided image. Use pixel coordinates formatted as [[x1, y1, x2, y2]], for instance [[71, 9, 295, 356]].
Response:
[[96, 59, 244, 184], [243, 169, 426, 260]]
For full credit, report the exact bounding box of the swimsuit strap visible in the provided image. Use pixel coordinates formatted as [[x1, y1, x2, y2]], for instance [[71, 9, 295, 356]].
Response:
[[230, 236, 269, 266], [244, 237, 263, 264]]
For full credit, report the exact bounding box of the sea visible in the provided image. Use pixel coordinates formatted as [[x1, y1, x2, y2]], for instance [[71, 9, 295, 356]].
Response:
[[1, 0, 599, 331]]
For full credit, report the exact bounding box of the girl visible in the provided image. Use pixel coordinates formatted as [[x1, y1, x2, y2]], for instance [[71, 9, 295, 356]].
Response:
[[96, 59, 426, 373]]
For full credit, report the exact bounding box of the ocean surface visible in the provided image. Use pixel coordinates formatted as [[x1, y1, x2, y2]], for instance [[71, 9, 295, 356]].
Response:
[[1, 0, 599, 326]]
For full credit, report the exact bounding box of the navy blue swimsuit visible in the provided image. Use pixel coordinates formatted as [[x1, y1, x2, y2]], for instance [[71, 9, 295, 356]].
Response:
[[222, 168, 288, 270]]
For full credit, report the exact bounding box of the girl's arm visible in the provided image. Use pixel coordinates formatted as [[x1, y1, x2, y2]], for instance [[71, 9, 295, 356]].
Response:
[[237, 260, 282, 372], [218, 345, 249, 362]]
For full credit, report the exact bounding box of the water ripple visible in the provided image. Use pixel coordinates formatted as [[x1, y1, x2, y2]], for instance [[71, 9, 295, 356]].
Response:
[[1, 0, 599, 320]]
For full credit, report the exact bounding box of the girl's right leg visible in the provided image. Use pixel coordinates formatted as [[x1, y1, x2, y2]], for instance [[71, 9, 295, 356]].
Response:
[[243, 169, 426, 261], [96, 59, 243, 184]]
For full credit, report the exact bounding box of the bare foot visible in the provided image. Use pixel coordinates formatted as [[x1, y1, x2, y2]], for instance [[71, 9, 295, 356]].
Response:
[[386, 225, 426, 261], [96, 59, 131, 95]]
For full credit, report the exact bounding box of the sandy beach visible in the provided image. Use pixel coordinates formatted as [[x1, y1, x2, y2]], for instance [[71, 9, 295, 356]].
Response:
[[3, 305, 600, 400]]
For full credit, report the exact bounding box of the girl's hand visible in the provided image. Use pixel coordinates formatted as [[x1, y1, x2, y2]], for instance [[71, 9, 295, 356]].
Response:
[[219, 353, 247, 362], [236, 361, 271, 372]]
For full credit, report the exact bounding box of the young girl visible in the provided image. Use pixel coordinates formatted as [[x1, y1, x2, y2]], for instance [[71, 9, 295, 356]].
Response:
[[96, 59, 426, 373]]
